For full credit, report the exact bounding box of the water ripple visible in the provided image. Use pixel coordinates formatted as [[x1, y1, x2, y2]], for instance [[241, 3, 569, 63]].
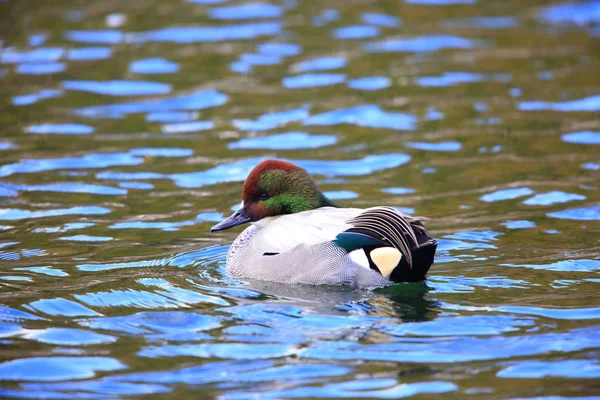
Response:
[[210, 3, 282, 20], [548, 205, 600, 221], [497, 360, 600, 379], [283, 73, 346, 88], [0, 206, 111, 221], [364, 35, 481, 52], [63, 80, 171, 96], [74, 89, 227, 119], [139, 343, 297, 359], [300, 327, 599, 363], [0, 357, 126, 381], [304, 105, 416, 130], [519, 94, 600, 112], [229, 132, 337, 150], [131, 22, 281, 43], [502, 259, 600, 272]]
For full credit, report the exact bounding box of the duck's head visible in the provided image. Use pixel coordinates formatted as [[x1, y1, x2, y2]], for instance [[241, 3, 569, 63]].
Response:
[[211, 159, 335, 232]]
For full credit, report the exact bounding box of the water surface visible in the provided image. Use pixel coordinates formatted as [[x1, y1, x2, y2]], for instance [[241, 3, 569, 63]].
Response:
[[0, 0, 599, 398]]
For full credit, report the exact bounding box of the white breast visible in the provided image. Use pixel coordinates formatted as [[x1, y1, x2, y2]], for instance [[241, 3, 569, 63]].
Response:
[[247, 207, 364, 255]]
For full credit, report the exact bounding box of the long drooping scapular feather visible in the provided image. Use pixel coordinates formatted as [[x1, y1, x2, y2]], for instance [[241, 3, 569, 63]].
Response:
[[344, 206, 429, 268]]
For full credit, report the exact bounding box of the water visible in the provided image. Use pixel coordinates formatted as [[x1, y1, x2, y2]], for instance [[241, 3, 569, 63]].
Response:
[[0, 0, 599, 398]]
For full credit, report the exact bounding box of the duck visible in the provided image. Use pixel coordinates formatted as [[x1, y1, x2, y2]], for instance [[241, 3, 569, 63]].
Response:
[[211, 159, 437, 289]]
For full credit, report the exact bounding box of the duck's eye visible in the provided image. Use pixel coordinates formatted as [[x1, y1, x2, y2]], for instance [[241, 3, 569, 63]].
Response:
[[259, 193, 270, 200]]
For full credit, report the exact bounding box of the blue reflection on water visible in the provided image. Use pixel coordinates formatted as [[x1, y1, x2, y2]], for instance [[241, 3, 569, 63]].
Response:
[[131, 22, 281, 43], [25, 123, 94, 135], [0, 206, 111, 221], [229, 132, 337, 150], [27, 328, 116, 345], [282, 73, 346, 88], [28, 298, 102, 317], [519, 94, 600, 112], [425, 107, 444, 120], [59, 235, 113, 242], [15, 266, 68, 277], [186, 0, 228, 3], [445, 230, 502, 243], [361, 12, 401, 27], [562, 131, 600, 145], [324, 190, 359, 200], [67, 47, 112, 61], [209, 3, 282, 20], [501, 220, 536, 229], [81, 311, 221, 335], [118, 182, 154, 190], [1, 276, 32, 282], [442, 302, 600, 320], [294, 56, 346, 72], [0, 305, 44, 321], [300, 326, 599, 362], [169, 154, 410, 188], [16, 62, 65, 75], [0, 357, 125, 381], [540, 1, 600, 26], [313, 9, 339, 26], [365, 35, 481, 52], [95, 360, 349, 398], [406, 0, 475, 4], [0, 152, 144, 177], [74, 89, 227, 119], [33, 222, 95, 233], [234, 107, 309, 131], [334, 25, 380, 39], [162, 121, 214, 133], [382, 187, 416, 195], [405, 141, 462, 151], [582, 162, 600, 170], [12, 89, 62, 106], [18, 380, 170, 397], [523, 191, 586, 206], [444, 16, 518, 29], [1, 47, 63, 63], [497, 360, 600, 379], [548, 205, 600, 221], [65, 30, 124, 44], [382, 315, 534, 336], [348, 76, 391, 91], [146, 111, 196, 122], [129, 148, 193, 157], [28, 34, 48, 47], [139, 343, 297, 359], [74, 285, 227, 309], [232, 379, 457, 399], [231, 52, 282, 73], [15, 182, 126, 195], [109, 221, 196, 232], [480, 187, 534, 202], [63, 80, 171, 96], [414, 72, 510, 87], [503, 259, 600, 272], [256, 42, 301, 56], [304, 105, 416, 130], [130, 58, 180, 74]]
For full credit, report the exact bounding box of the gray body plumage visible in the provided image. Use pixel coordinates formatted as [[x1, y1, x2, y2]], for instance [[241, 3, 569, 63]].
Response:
[[226, 207, 410, 289]]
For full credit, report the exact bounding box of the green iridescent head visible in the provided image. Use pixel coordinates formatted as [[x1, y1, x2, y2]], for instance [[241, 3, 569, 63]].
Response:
[[211, 159, 336, 231]]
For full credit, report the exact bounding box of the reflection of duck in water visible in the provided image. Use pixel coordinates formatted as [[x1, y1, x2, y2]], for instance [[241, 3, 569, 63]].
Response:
[[212, 160, 437, 289], [224, 279, 439, 323]]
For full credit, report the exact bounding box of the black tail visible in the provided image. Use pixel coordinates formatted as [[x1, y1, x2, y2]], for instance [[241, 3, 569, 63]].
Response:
[[338, 207, 437, 282]]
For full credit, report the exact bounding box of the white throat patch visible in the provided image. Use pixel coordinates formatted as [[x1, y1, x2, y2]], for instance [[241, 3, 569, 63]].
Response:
[[252, 216, 280, 228]]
